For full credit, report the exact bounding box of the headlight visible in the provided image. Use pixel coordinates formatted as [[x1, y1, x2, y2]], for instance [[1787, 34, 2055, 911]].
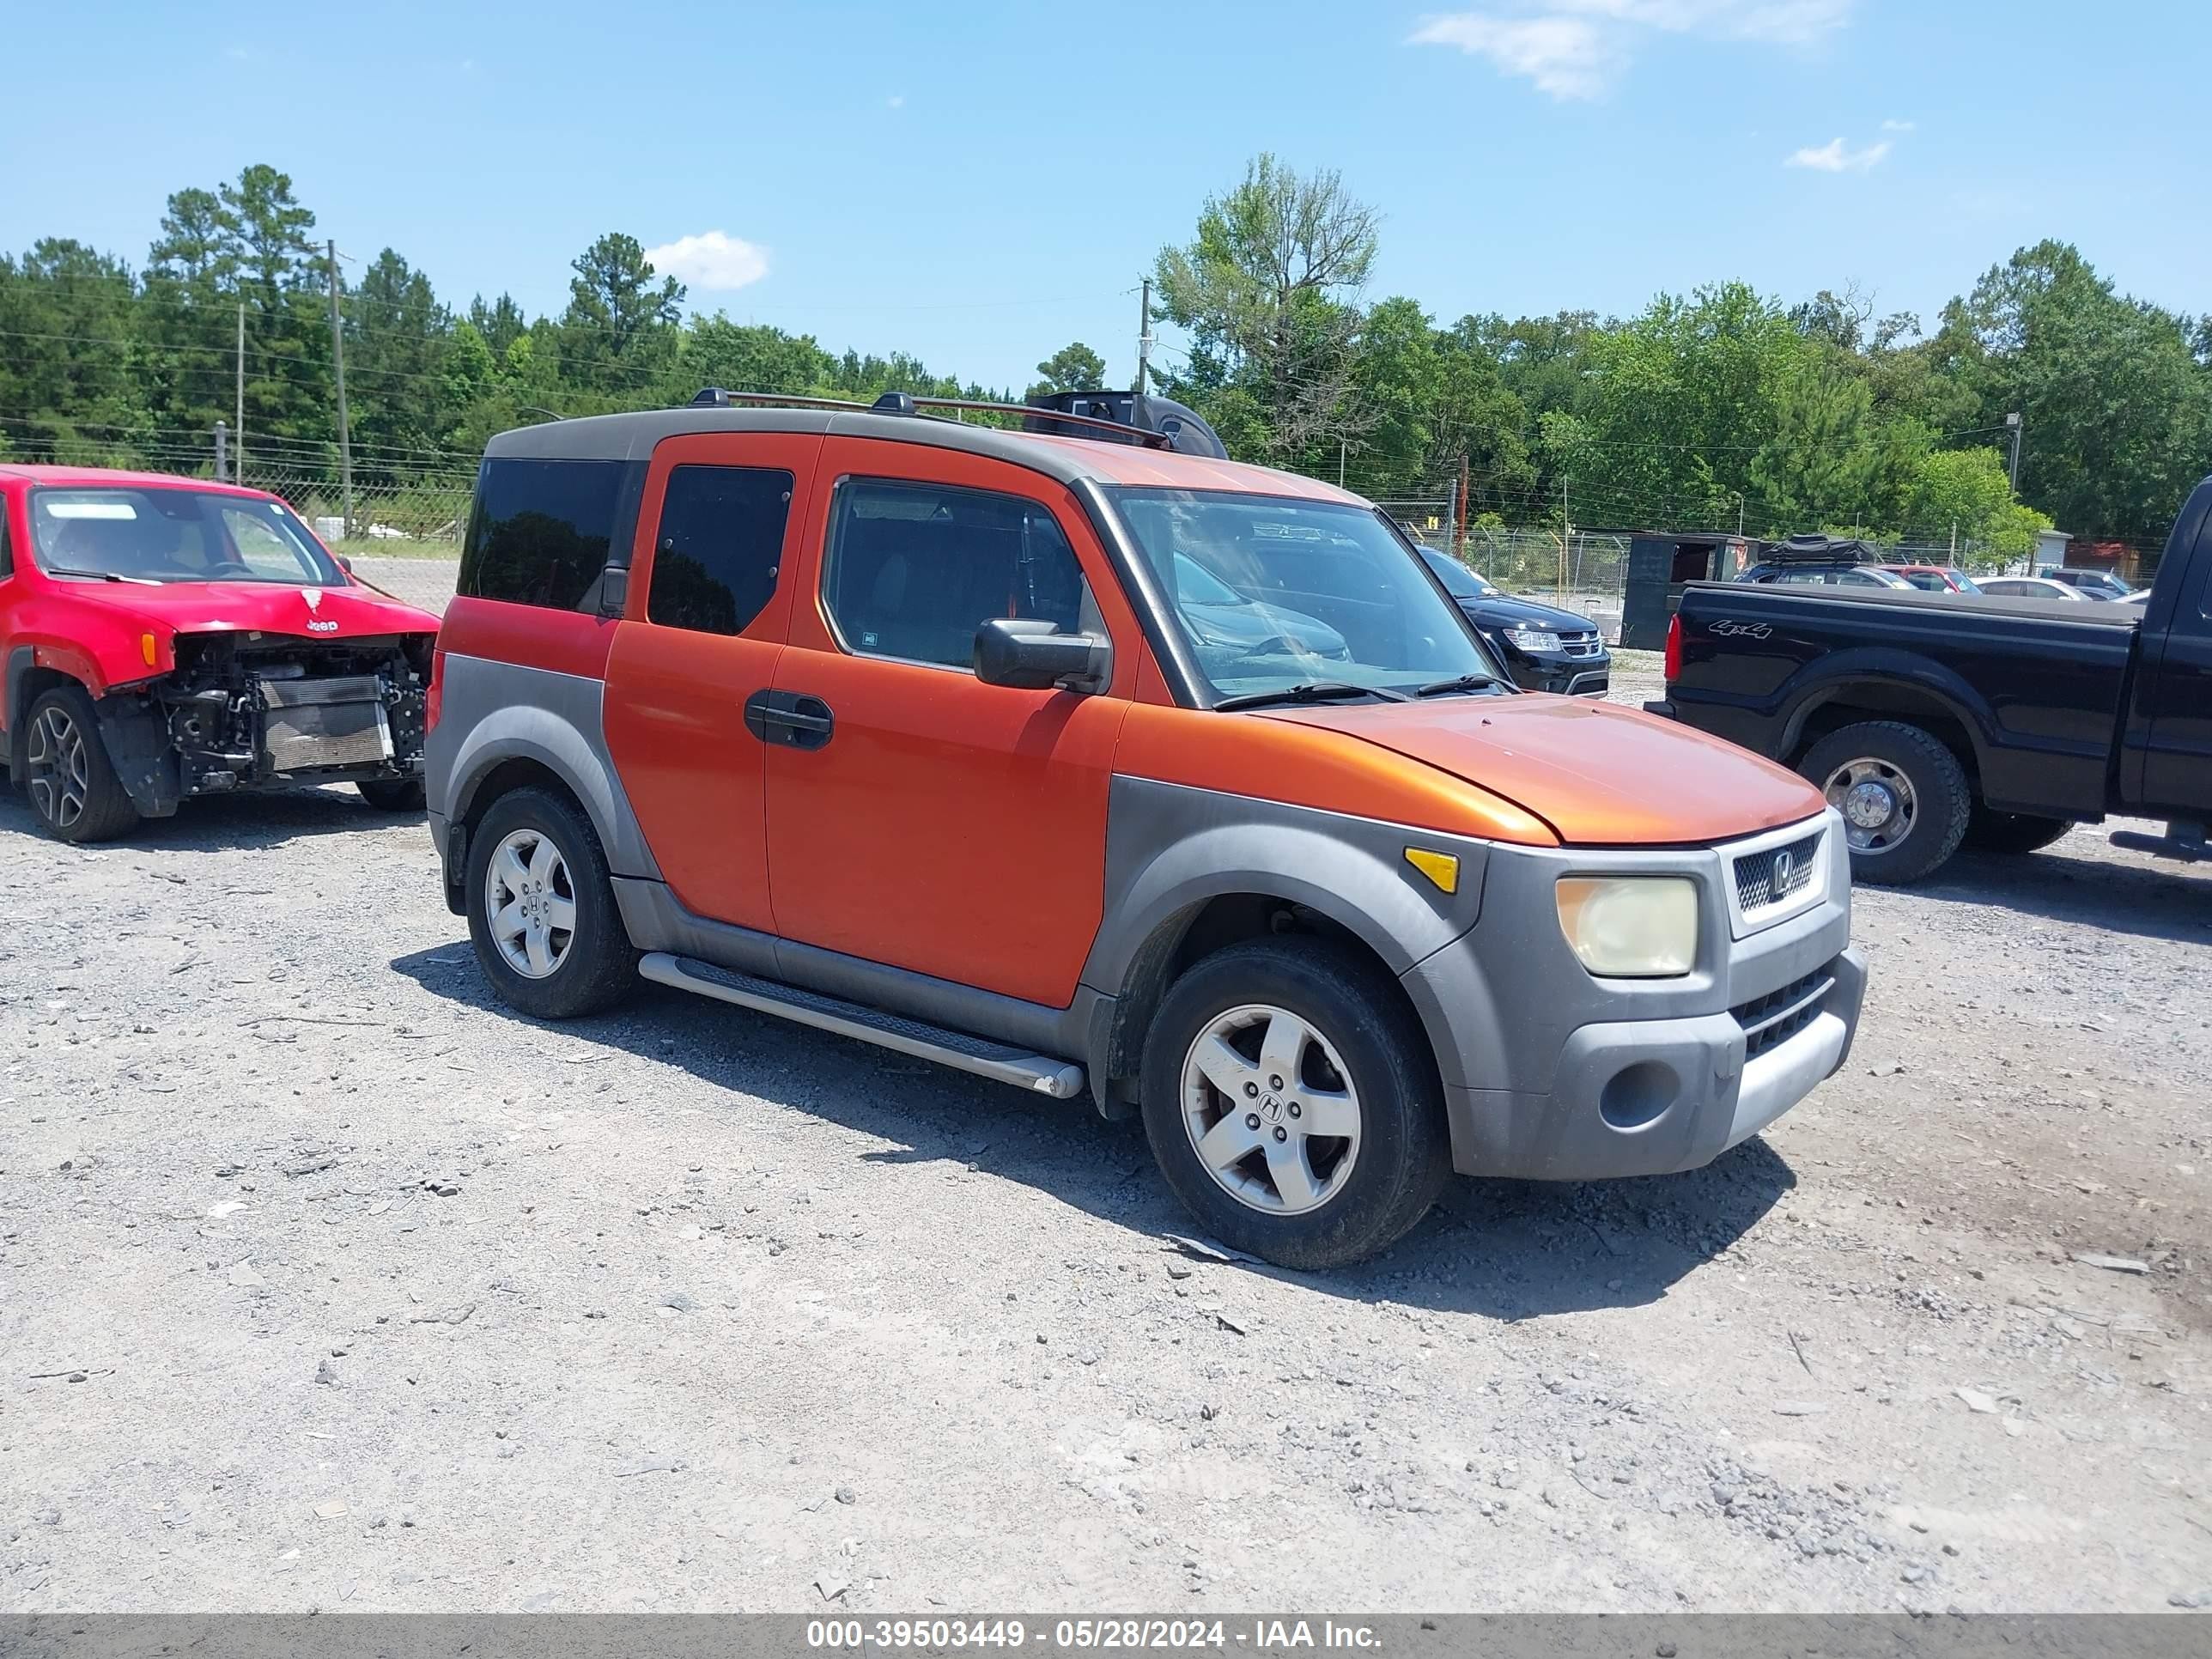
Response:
[[1504, 627, 1563, 653], [1555, 876, 1698, 977]]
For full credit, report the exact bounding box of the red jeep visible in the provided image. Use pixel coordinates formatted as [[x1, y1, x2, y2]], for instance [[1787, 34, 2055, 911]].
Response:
[[1, 465, 441, 841]]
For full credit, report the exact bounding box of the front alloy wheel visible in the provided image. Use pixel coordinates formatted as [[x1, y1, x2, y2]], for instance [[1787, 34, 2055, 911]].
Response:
[[1181, 1003, 1362, 1215], [26, 703, 91, 833]]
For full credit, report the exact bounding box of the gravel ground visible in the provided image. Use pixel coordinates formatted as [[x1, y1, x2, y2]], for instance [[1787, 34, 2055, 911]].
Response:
[[3, 559, 2208, 1613]]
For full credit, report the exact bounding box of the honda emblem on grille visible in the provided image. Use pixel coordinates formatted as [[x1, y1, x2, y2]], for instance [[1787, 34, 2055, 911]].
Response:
[[1771, 848, 1794, 889]]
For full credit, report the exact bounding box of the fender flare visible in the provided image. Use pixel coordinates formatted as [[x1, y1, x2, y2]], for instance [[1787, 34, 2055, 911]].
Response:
[[1773, 649, 1997, 775], [441, 699, 661, 883], [1079, 806, 1499, 1096]]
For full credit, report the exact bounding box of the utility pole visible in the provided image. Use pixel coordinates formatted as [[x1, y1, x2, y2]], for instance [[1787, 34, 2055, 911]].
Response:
[[1559, 473, 1570, 594], [1134, 277, 1152, 397], [326, 240, 354, 538], [1338, 437, 1346, 489], [213, 421, 229, 483], [2005, 410, 2023, 494], [234, 302, 246, 485], [1456, 453, 1470, 556]]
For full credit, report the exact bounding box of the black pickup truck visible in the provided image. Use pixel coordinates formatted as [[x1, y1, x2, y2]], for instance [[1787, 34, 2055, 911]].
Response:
[[1646, 475, 2212, 884]]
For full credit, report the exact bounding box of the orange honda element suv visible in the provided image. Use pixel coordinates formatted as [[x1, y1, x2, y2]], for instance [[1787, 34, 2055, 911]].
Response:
[[426, 390, 1863, 1268]]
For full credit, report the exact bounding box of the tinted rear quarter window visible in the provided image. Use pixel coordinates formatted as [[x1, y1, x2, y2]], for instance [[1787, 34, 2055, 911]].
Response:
[[647, 465, 794, 636], [460, 458, 640, 611]]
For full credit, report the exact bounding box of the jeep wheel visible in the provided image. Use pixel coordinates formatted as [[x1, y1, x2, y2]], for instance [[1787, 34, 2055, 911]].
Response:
[[21, 686, 140, 843], [465, 787, 636, 1019], [1800, 720, 1970, 885], [356, 777, 427, 813], [1140, 938, 1449, 1271]]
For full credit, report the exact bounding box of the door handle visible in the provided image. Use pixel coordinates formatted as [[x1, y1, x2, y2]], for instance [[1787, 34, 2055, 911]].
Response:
[[743, 690, 836, 750]]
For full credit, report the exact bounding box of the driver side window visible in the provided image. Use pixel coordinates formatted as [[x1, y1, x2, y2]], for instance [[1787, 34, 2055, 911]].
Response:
[[822, 477, 1089, 670]]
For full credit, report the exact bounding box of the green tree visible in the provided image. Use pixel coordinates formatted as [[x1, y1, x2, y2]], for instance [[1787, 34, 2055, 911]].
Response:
[[1961, 240, 2212, 543], [1028, 341, 1106, 398], [1153, 154, 1379, 464], [560, 233, 684, 393]]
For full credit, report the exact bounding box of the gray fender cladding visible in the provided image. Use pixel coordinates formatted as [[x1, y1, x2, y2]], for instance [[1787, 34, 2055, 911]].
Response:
[[426, 653, 661, 883]]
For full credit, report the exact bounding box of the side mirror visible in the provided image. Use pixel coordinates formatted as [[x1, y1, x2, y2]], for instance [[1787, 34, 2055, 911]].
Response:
[[974, 617, 1110, 694], [598, 563, 629, 618], [335, 555, 354, 574]]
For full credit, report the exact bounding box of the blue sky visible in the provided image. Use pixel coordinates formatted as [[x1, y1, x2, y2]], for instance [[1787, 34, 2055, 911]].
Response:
[[4, 1, 2206, 392]]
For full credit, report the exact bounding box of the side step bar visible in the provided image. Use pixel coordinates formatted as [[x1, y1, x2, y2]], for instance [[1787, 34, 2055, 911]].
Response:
[[2110, 820, 2208, 863], [638, 952, 1086, 1100]]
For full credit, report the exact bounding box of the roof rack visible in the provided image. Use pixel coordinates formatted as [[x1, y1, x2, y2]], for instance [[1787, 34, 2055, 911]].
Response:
[[687, 385, 1178, 450]]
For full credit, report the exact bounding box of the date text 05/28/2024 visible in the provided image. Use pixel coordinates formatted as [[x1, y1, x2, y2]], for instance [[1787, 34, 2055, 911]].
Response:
[[805, 1619, 1382, 1650]]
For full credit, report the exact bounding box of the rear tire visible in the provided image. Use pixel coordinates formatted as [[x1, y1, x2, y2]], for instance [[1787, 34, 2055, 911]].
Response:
[[356, 777, 426, 813], [20, 686, 140, 843], [465, 786, 636, 1019], [1963, 806, 2073, 856], [1139, 937, 1450, 1271], [1799, 720, 1970, 885]]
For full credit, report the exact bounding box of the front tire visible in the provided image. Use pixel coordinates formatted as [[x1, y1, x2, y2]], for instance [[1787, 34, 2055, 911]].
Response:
[[356, 777, 426, 813], [465, 786, 636, 1019], [1140, 938, 1450, 1270], [21, 686, 140, 843], [1799, 720, 1970, 885]]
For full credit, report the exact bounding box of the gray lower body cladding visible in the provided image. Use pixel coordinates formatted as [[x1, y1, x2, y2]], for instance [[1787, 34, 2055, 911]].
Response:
[[426, 661, 1860, 1182]]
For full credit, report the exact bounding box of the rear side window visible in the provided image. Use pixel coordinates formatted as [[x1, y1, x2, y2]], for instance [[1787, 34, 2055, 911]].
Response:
[[459, 459, 636, 611], [0, 503, 11, 578], [647, 465, 794, 636], [822, 478, 1087, 669]]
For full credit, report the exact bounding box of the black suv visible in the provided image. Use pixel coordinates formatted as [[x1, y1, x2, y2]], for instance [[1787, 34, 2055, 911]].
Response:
[[1414, 548, 1611, 696]]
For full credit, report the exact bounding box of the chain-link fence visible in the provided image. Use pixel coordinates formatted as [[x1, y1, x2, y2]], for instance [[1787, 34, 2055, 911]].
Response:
[[243, 465, 476, 558]]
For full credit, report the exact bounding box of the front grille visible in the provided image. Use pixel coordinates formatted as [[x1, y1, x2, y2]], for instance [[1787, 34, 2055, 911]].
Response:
[[1734, 830, 1822, 913], [1731, 963, 1836, 1061], [1560, 633, 1604, 658]]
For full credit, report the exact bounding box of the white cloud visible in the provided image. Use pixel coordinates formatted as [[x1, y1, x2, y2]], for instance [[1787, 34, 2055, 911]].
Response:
[[641, 230, 769, 292], [1881, 117, 1914, 131], [1785, 135, 1890, 172], [1410, 0, 1850, 98], [886, 94, 905, 109], [1407, 15, 1617, 97]]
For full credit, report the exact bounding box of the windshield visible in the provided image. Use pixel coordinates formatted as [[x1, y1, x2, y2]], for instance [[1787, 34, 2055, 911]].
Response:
[[1107, 488, 1499, 702], [1416, 545, 1495, 599], [29, 487, 343, 586]]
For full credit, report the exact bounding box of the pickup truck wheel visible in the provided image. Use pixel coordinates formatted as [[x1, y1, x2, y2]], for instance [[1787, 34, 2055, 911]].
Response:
[[1800, 721, 1970, 885], [1964, 807, 2074, 856], [1140, 938, 1449, 1271], [356, 777, 426, 813], [21, 687, 140, 844], [465, 787, 637, 1019]]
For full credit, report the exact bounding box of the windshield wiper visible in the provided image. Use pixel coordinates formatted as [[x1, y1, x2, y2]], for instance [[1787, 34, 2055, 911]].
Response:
[[42, 566, 162, 586], [1215, 681, 1412, 712], [1414, 673, 1501, 698]]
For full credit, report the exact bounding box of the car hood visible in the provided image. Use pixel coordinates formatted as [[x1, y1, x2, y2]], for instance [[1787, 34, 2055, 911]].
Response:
[[81, 578, 440, 641], [1455, 593, 1598, 635], [1265, 694, 1824, 845]]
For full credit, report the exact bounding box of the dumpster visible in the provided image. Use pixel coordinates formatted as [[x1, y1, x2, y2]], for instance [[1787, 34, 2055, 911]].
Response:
[[1620, 531, 1753, 651]]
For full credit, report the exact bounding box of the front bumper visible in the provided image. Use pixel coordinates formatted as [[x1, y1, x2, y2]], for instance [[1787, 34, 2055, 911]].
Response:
[[1506, 652, 1611, 696], [1400, 808, 1863, 1181], [1440, 948, 1863, 1179]]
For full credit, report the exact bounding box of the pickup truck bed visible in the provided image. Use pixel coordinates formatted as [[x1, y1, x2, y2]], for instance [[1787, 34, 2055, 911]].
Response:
[[1649, 475, 2212, 884]]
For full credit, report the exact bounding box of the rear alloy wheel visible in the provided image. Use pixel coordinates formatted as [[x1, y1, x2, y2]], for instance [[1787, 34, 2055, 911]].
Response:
[[465, 786, 637, 1020], [1141, 938, 1449, 1270], [21, 687, 140, 843], [1799, 720, 1970, 885]]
